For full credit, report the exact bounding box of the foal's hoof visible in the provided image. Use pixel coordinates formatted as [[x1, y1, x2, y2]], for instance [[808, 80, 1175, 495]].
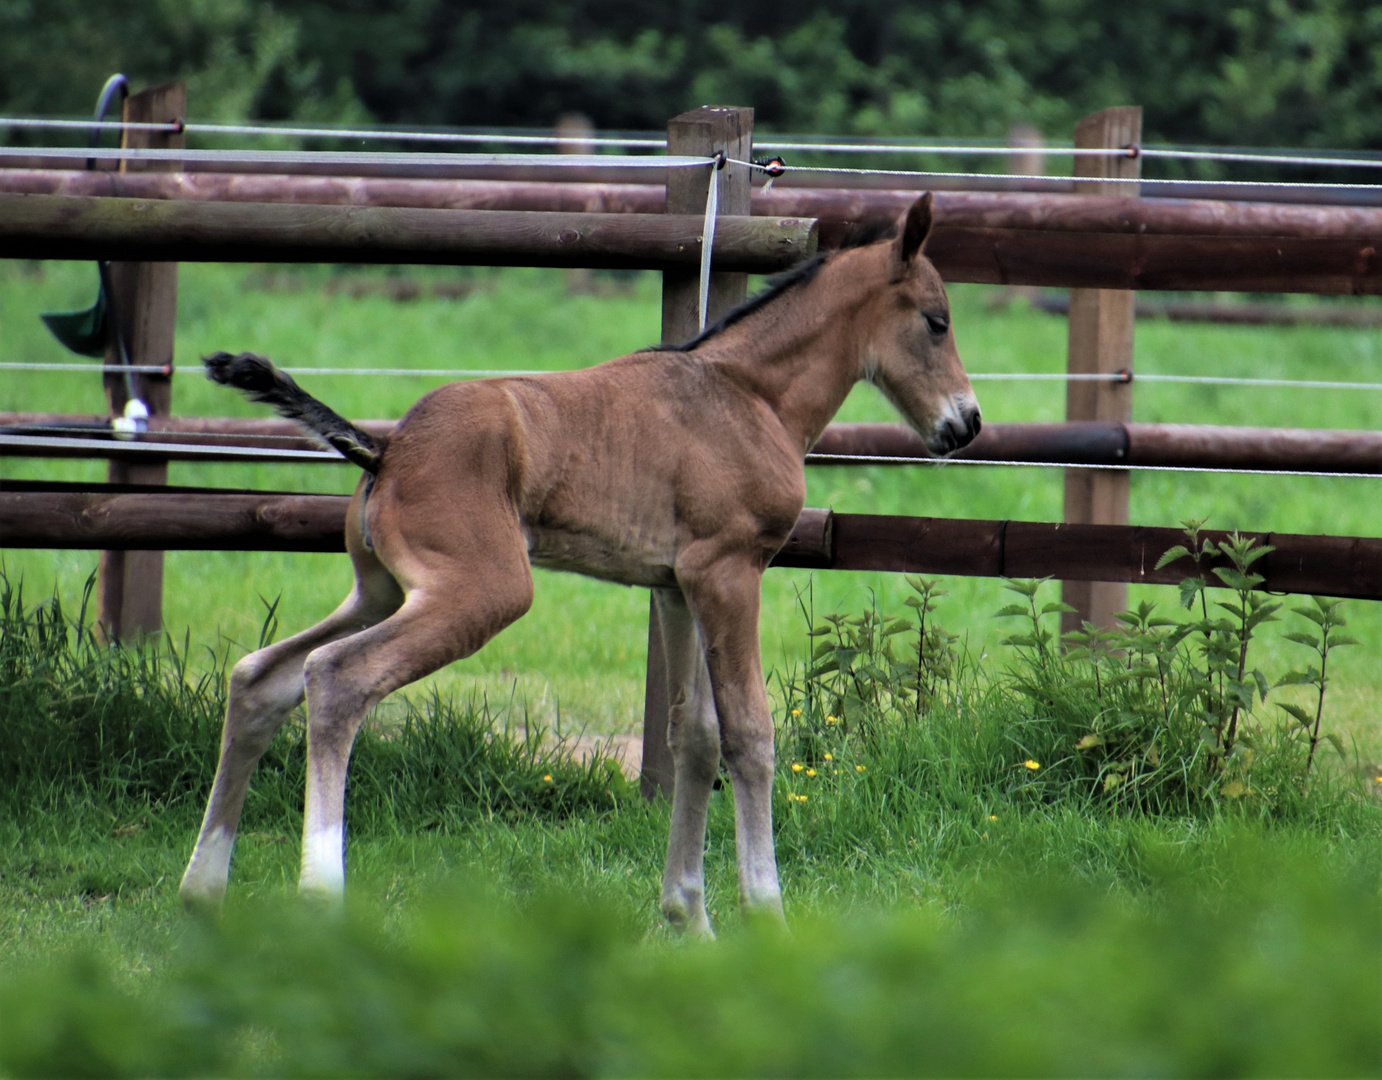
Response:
[[178, 883, 225, 918], [297, 882, 346, 915], [661, 898, 715, 940]]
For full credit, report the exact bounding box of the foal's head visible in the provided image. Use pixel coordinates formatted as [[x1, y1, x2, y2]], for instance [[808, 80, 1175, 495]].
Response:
[[851, 195, 982, 455]]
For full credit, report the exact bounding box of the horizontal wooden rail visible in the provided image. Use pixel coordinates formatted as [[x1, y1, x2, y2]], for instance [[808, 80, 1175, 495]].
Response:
[[0, 194, 816, 271], [6, 415, 1382, 474], [14, 170, 1382, 238], [6, 172, 1382, 291], [1, 486, 1378, 600], [8, 156, 1382, 207]]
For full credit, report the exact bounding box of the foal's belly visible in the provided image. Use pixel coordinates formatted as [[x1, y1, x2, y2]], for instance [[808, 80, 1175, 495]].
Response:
[[523, 522, 679, 588]]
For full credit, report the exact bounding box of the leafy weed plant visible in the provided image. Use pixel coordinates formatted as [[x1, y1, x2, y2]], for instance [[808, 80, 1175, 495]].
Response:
[[775, 524, 1365, 821]]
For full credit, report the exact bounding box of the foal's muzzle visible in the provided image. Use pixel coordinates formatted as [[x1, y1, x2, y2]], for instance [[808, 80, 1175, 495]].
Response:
[[931, 398, 983, 456]]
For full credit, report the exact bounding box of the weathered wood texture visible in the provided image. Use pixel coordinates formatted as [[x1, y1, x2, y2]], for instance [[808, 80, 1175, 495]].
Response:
[[643, 105, 755, 800], [7, 171, 1382, 292], [1061, 107, 1140, 635], [9, 416, 1382, 475], [99, 82, 183, 643], [0, 194, 815, 272], [4, 490, 1377, 601]]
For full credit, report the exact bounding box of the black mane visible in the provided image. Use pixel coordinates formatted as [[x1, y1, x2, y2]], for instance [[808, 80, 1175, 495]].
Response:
[[639, 217, 901, 354], [640, 255, 825, 353]]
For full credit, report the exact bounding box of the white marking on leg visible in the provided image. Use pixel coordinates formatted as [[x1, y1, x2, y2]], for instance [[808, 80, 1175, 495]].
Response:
[[179, 825, 236, 905], [299, 823, 346, 898]]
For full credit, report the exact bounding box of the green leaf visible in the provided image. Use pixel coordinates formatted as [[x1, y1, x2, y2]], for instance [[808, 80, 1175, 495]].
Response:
[[1329, 633, 1361, 648], [812, 640, 836, 660], [994, 604, 1030, 619], [1283, 632, 1321, 649], [1278, 702, 1314, 728], [1252, 669, 1270, 702], [1325, 732, 1348, 760], [1155, 544, 1191, 570], [1040, 601, 1078, 616]]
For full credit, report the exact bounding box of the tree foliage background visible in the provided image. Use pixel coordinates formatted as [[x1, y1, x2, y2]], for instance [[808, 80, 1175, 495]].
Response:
[[2, 1, 1382, 148]]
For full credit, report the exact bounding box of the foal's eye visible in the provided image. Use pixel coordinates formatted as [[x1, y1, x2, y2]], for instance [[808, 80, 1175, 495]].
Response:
[[923, 312, 950, 336]]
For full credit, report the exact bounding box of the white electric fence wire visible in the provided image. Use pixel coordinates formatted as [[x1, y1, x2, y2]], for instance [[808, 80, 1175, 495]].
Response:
[[803, 454, 1381, 480], [10, 115, 1382, 171], [11, 146, 704, 170], [6, 143, 1382, 193], [1, 424, 342, 444], [731, 158, 1382, 192], [0, 433, 337, 461], [9, 362, 1382, 393], [2, 428, 1375, 477], [0, 116, 667, 148], [699, 164, 719, 332]]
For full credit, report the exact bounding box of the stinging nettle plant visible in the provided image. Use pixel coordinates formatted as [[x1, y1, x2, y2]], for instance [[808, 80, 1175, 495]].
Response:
[[778, 519, 1361, 818]]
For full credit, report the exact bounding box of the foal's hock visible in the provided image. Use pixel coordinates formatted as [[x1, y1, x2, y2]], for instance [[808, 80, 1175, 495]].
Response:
[[180, 194, 981, 933]]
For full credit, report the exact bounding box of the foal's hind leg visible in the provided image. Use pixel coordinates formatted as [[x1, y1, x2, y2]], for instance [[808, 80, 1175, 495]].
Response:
[[179, 565, 403, 909], [296, 549, 534, 900], [654, 586, 721, 938]]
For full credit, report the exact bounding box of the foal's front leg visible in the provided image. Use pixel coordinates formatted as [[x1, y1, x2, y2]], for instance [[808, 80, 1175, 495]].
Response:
[[681, 555, 785, 922], [653, 586, 721, 938]]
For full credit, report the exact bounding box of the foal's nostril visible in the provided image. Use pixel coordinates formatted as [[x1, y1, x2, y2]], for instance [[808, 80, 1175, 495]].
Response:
[[968, 411, 982, 439]]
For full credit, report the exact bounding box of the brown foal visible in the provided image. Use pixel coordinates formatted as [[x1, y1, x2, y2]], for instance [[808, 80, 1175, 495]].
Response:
[[179, 194, 981, 933]]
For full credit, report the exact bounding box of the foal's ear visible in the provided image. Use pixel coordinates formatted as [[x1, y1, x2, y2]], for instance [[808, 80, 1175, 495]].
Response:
[[899, 193, 934, 264]]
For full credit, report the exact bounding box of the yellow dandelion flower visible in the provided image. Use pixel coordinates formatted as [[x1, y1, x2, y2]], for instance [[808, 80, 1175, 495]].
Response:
[[791, 709, 802, 716], [797, 794, 808, 803], [806, 768, 817, 778], [791, 762, 804, 773], [826, 715, 838, 725], [855, 765, 866, 773], [823, 753, 834, 762], [542, 774, 553, 783], [1023, 759, 1041, 770], [988, 814, 998, 821]]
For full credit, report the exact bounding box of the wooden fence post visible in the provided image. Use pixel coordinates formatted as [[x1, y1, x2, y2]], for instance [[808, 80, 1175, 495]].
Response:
[[640, 105, 753, 801], [1059, 106, 1140, 637], [98, 82, 184, 642]]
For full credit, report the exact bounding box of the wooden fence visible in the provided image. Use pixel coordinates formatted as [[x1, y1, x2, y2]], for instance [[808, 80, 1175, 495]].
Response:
[[4, 96, 1380, 798]]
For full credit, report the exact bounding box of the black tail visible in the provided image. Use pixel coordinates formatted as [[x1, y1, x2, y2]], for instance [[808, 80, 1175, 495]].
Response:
[[203, 351, 382, 474]]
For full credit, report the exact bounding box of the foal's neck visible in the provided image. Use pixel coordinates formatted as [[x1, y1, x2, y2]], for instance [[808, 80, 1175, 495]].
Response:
[[703, 248, 879, 454]]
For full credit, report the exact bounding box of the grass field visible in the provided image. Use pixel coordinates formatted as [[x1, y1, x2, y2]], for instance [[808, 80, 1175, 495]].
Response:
[[2, 258, 1381, 1075]]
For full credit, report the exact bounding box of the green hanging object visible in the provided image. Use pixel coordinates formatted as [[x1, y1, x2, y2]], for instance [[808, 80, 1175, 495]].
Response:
[[40, 266, 109, 358]]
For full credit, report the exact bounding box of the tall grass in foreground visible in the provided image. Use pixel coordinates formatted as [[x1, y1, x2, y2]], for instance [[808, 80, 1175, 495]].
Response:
[[0, 843, 1377, 1078]]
